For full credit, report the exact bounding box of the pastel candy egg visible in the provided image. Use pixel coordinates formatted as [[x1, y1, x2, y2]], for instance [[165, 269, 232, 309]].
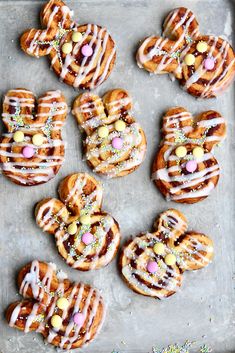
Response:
[[204, 58, 215, 70], [165, 254, 176, 266], [67, 222, 77, 235], [114, 120, 126, 132], [22, 146, 34, 158], [175, 146, 187, 158], [193, 146, 204, 159], [51, 315, 62, 328], [13, 131, 24, 143], [73, 312, 85, 326], [72, 31, 83, 43], [184, 53, 195, 66], [196, 41, 208, 53], [98, 126, 109, 138], [185, 160, 197, 173], [147, 261, 158, 273], [112, 137, 123, 150], [81, 44, 93, 57], [82, 232, 94, 245], [32, 133, 44, 146], [62, 42, 73, 54], [80, 215, 91, 225], [56, 297, 69, 310], [153, 243, 165, 255]]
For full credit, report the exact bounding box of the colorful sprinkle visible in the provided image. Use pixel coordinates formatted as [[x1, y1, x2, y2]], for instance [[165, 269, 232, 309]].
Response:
[[175, 146, 187, 158], [51, 315, 62, 328], [73, 312, 85, 326], [62, 42, 73, 54], [13, 131, 24, 143], [32, 133, 44, 146], [114, 120, 126, 132], [82, 232, 94, 245], [147, 261, 158, 273], [165, 254, 176, 266], [196, 41, 208, 53], [72, 31, 82, 43], [184, 53, 195, 66], [56, 297, 69, 310], [153, 243, 165, 255], [22, 146, 34, 158], [204, 58, 215, 70], [185, 160, 197, 173], [112, 137, 123, 150], [81, 44, 93, 57]]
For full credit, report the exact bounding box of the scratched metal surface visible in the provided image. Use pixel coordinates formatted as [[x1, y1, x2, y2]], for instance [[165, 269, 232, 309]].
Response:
[[0, 0, 234, 352]]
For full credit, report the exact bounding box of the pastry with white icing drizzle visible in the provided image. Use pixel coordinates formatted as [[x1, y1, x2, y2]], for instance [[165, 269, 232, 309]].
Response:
[[35, 173, 121, 270], [6, 260, 105, 349], [20, 0, 116, 90], [152, 107, 226, 203], [136, 7, 235, 98], [120, 209, 214, 298], [72, 89, 147, 178], [0, 88, 67, 186]]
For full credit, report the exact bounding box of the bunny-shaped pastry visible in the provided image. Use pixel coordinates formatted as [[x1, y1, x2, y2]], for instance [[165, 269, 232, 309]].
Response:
[[72, 89, 147, 178], [35, 173, 121, 270], [120, 209, 214, 298], [6, 260, 105, 349], [20, 0, 116, 90], [0, 88, 67, 186], [137, 7, 235, 98], [152, 107, 226, 203]]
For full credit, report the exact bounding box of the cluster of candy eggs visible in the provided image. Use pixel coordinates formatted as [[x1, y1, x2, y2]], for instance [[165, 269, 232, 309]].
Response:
[[97, 119, 126, 150], [13, 131, 45, 158], [50, 297, 85, 329], [183, 41, 215, 71], [147, 242, 177, 274], [61, 31, 93, 57], [67, 214, 95, 246], [175, 145, 204, 173]]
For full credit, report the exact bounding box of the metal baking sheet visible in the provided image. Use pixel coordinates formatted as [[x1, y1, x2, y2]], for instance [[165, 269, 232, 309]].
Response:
[[0, 0, 234, 352]]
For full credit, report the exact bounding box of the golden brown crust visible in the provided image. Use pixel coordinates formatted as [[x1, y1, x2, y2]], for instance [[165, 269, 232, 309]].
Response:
[[137, 7, 235, 98], [20, 0, 116, 90], [35, 173, 121, 270], [120, 209, 214, 299], [152, 107, 226, 204], [72, 89, 147, 178], [0, 88, 67, 186], [6, 260, 105, 349]]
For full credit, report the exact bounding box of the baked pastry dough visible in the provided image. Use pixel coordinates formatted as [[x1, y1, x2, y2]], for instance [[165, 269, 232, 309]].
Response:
[[35, 173, 121, 270], [20, 0, 116, 90], [6, 260, 105, 349], [152, 107, 226, 203], [137, 7, 235, 98], [120, 209, 214, 298], [72, 89, 147, 178], [0, 88, 67, 186]]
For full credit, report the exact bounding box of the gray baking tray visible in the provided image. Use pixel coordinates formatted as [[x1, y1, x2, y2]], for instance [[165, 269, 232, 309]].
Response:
[[0, 0, 234, 352]]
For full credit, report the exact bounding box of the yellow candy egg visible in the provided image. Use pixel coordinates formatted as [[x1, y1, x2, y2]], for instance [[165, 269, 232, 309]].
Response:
[[165, 254, 176, 266], [67, 222, 77, 235], [184, 53, 195, 66], [72, 31, 83, 43], [153, 242, 165, 255], [57, 297, 69, 310], [175, 146, 187, 158], [51, 315, 62, 328], [32, 133, 44, 146], [193, 146, 204, 159], [80, 215, 91, 225], [98, 126, 109, 138], [62, 42, 73, 54], [196, 41, 208, 53], [114, 120, 126, 132], [13, 131, 24, 143]]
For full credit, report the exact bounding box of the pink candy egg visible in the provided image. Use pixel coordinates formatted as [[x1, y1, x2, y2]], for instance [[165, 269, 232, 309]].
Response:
[[73, 312, 85, 326], [81, 232, 94, 245], [185, 160, 197, 173], [81, 44, 93, 57], [204, 58, 215, 70], [112, 137, 123, 150], [22, 146, 34, 158], [147, 261, 158, 274]]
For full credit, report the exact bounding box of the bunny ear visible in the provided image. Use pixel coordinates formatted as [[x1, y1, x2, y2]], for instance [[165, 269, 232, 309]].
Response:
[[176, 232, 214, 271], [6, 300, 46, 333], [153, 209, 187, 241], [161, 107, 193, 144], [58, 173, 103, 216], [18, 261, 67, 305], [72, 92, 107, 136], [40, 0, 74, 30], [190, 111, 226, 151], [102, 89, 133, 120]]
